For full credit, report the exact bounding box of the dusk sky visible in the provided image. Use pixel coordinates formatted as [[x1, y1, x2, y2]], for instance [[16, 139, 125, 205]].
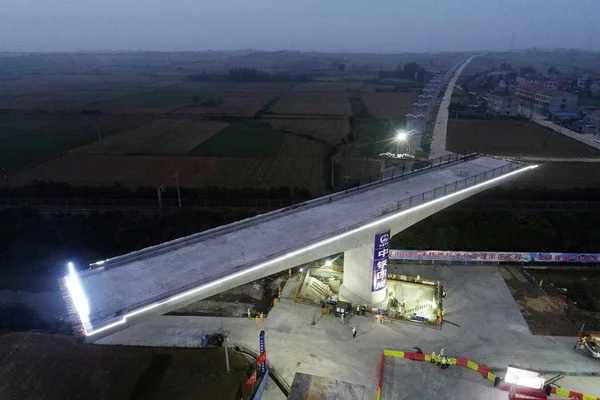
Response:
[[1, 0, 599, 53]]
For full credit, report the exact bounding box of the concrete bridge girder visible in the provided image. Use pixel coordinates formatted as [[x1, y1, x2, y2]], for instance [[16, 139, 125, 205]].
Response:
[[83, 166, 520, 341]]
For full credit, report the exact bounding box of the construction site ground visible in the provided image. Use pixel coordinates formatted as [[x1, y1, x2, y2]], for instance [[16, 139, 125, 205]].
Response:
[[169, 274, 287, 318], [499, 266, 600, 335], [95, 264, 600, 399]]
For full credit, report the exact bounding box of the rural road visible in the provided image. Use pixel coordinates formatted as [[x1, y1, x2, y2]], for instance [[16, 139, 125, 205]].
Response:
[[430, 55, 476, 159], [532, 116, 600, 152]]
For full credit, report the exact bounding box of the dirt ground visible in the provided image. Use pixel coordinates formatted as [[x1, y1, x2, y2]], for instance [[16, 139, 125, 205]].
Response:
[[446, 119, 600, 158], [527, 268, 600, 331], [0, 332, 252, 400], [499, 266, 600, 335], [171, 274, 287, 318]]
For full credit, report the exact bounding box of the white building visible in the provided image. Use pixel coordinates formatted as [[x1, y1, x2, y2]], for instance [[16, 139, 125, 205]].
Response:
[[487, 91, 518, 116], [514, 84, 578, 118], [516, 76, 557, 89]]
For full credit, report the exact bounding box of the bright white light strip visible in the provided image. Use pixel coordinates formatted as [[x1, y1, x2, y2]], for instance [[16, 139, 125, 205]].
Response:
[[75, 164, 537, 337], [65, 262, 90, 319], [505, 366, 545, 389]]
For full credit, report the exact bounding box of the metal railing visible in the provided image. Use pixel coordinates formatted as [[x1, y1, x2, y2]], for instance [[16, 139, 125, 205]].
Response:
[[342, 152, 476, 193], [375, 162, 523, 217]]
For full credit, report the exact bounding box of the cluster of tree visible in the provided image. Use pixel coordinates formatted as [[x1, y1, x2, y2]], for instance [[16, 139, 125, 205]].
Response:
[[377, 62, 431, 83], [391, 210, 600, 252], [520, 65, 537, 75], [0, 181, 314, 200], [187, 68, 312, 83]]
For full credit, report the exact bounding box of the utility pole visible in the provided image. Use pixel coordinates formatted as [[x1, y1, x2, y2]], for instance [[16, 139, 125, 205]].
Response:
[[96, 127, 102, 141], [157, 171, 182, 210], [223, 332, 230, 373], [175, 171, 181, 207]]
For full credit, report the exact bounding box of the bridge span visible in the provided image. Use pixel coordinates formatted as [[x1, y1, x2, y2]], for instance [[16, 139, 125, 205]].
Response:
[[63, 154, 536, 341]]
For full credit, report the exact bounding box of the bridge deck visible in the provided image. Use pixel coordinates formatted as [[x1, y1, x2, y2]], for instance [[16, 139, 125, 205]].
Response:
[[74, 156, 521, 335]]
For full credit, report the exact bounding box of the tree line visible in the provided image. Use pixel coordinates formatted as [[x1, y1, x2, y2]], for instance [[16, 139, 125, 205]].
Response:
[[187, 67, 312, 83]]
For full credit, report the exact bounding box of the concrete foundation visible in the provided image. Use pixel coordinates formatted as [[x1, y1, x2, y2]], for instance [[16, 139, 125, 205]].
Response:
[[339, 243, 387, 305]]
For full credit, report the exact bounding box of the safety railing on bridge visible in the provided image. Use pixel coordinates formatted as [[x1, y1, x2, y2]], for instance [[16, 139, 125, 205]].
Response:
[[374, 162, 522, 217], [342, 152, 475, 194]]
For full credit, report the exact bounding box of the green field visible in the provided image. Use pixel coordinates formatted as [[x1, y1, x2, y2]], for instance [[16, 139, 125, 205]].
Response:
[[0, 115, 151, 173], [188, 121, 286, 158]]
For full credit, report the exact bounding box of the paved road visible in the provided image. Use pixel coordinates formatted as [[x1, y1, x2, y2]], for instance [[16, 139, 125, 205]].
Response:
[[533, 117, 600, 152], [430, 56, 476, 159], [511, 156, 600, 162], [96, 264, 600, 399]]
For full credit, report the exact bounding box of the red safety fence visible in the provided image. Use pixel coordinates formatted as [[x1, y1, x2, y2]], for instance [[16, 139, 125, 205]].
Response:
[[376, 351, 384, 400], [380, 350, 600, 400]]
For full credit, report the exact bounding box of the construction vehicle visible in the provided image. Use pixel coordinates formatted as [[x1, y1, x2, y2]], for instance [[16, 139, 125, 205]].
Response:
[[575, 331, 600, 358]]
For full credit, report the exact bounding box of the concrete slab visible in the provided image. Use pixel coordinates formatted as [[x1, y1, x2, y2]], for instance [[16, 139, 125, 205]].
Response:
[[96, 268, 600, 399]]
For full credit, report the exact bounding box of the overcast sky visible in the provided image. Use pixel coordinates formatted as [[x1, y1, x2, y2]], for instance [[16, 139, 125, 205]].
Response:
[[1, 0, 599, 53]]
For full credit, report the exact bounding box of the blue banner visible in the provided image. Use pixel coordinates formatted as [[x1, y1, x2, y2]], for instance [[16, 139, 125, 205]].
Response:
[[532, 253, 600, 263], [259, 330, 266, 374], [389, 250, 600, 263], [372, 230, 390, 292]]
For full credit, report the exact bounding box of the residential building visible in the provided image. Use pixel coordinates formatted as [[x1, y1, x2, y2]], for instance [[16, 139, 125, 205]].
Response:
[[486, 91, 518, 116], [516, 76, 557, 89], [514, 84, 578, 118]]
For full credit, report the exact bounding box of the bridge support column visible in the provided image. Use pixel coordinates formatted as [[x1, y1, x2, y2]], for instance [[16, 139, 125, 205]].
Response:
[[339, 244, 388, 306]]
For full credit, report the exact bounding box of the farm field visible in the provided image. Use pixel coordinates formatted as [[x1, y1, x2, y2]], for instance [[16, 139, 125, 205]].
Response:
[[0, 332, 251, 400], [189, 121, 286, 158], [269, 91, 351, 116], [175, 95, 273, 116], [0, 115, 152, 173], [289, 82, 364, 92], [264, 117, 349, 145], [11, 136, 329, 194], [94, 89, 199, 114], [446, 119, 600, 157], [361, 91, 419, 119], [335, 157, 382, 188], [74, 119, 229, 155]]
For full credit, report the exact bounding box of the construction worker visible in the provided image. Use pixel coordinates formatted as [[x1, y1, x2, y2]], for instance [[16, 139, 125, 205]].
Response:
[[356, 304, 361, 315], [430, 351, 436, 364], [440, 356, 449, 369], [247, 308, 251, 319], [352, 327, 357, 339], [439, 348, 445, 357], [436, 353, 442, 365]]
